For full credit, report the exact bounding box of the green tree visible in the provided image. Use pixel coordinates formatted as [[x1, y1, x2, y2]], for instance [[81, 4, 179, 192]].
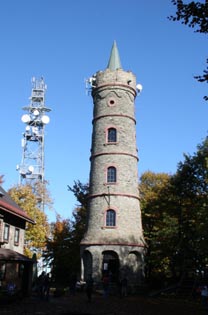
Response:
[[8, 184, 49, 258], [68, 180, 89, 237], [140, 171, 178, 286], [169, 0, 208, 99], [66, 181, 89, 275], [140, 137, 208, 287], [170, 136, 208, 279], [170, 0, 208, 33], [67, 180, 89, 210], [44, 181, 89, 285], [67, 181, 89, 270], [44, 215, 73, 285]]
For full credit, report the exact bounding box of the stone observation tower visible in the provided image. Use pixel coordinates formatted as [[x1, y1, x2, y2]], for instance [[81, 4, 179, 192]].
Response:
[[81, 42, 145, 289]]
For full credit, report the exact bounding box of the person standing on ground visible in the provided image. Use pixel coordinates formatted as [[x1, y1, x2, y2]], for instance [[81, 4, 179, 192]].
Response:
[[121, 276, 128, 297], [102, 272, 110, 298], [201, 285, 208, 308], [85, 275, 94, 302], [43, 273, 50, 301], [69, 274, 77, 296]]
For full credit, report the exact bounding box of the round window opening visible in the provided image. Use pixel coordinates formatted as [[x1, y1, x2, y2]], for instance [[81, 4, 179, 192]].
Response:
[[108, 98, 116, 106]]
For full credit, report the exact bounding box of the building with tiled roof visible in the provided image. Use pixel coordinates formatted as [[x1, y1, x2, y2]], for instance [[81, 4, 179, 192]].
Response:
[[0, 186, 35, 254], [0, 186, 35, 296]]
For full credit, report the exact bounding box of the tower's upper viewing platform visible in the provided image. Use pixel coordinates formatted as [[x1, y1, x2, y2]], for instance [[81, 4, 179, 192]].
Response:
[[89, 41, 137, 97]]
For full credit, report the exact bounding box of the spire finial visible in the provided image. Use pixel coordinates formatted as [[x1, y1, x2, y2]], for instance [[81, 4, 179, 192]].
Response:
[[107, 41, 122, 70]]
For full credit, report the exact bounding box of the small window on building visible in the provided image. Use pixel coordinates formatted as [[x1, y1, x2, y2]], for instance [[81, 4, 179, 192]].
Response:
[[3, 224, 10, 242], [107, 166, 117, 183], [106, 209, 116, 227], [14, 228, 20, 245], [107, 128, 117, 143]]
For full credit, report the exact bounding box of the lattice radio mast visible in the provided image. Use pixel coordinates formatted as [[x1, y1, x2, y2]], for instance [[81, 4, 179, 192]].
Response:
[[16, 77, 51, 210]]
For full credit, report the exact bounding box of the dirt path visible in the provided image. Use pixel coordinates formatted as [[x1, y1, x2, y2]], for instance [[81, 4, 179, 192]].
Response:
[[0, 292, 205, 315]]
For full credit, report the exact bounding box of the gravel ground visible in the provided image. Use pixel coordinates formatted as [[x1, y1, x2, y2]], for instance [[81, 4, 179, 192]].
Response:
[[0, 292, 206, 315]]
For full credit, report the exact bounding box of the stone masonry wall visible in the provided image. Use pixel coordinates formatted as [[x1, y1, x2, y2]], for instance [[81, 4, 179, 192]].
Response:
[[81, 66, 145, 285]]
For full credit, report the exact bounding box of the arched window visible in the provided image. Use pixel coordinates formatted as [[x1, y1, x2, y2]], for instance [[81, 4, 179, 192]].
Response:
[[107, 166, 117, 183], [106, 209, 116, 226], [107, 128, 117, 143]]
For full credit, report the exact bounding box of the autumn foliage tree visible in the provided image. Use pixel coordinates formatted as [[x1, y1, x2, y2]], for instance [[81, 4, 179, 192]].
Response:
[[8, 184, 50, 258], [44, 181, 89, 285], [44, 215, 73, 285]]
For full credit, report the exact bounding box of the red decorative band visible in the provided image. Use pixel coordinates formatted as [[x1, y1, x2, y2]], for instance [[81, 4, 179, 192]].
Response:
[[93, 114, 136, 124], [88, 192, 140, 201], [90, 152, 138, 161]]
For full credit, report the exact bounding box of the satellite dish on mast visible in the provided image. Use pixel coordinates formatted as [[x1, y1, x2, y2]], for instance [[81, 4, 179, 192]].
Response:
[[41, 115, 50, 124], [33, 109, 39, 116], [136, 84, 143, 92], [28, 165, 34, 173], [21, 114, 31, 123]]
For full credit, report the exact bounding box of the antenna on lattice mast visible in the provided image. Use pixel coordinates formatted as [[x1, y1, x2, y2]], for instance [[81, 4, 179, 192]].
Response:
[[16, 77, 51, 211]]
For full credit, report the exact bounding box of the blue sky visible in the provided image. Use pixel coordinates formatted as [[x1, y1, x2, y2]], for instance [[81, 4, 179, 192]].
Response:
[[1, 1, 207, 222]]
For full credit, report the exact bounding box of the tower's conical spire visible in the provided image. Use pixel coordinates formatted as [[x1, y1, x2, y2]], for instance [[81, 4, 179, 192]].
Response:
[[107, 41, 122, 70]]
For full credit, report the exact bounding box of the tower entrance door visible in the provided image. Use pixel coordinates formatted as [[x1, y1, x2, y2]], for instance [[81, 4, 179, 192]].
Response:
[[102, 251, 119, 282]]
